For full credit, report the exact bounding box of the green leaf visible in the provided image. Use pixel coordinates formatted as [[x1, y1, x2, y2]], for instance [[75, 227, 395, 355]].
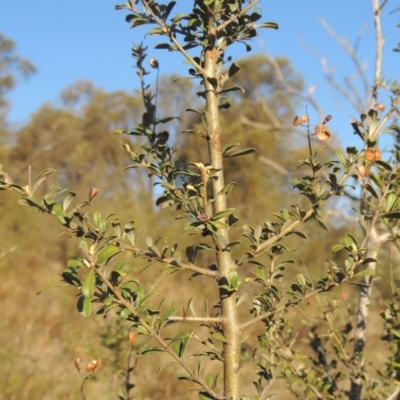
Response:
[[352, 268, 375, 278], [141, 347, 164, 355], [224, 148, 256, 158], [364, 183, 378, 199], [18, 196, 46, 211], [218, 86, 245, 95], [32, 168, 56, 195], [93, 211, 102, 228], [212, 332, 227, 343], [224, 182, 236, 196], [77, 295, 92, 318], [381, 212, 400, 219], [257, 22, 279, 29], [159, 307, 179, 325], [228, 63, 240, 78], [82, 269, 96, 298], [212, 208, 235, 221], [97, 245, 121, 265], [335, 150, 347, 167], [293, 231, 307, 240], [376, 160, 392, 171], [315, 216, 329, 232], [62, 191, 76, 212], [199, 392, 215, 400], [120, 308, 132, 319], [186, 108, 203, 115], [52, 202, 67, 224]]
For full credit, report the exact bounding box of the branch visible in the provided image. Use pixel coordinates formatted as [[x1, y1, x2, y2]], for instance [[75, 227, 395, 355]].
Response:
[[258, 155, 290, 176], [253, 208, 315, 256], [319, 18, 370, 103], [95, 267, 224, 400], [168, 316, 226, 323], [300, 38, 363, 112], [262, 49, 325, 122], [239, 285, 339, 331], [371, 0, 384, 107], [119, 244, 219, 278], [215, 0, 261, 33], [140, 2, 204, 75]]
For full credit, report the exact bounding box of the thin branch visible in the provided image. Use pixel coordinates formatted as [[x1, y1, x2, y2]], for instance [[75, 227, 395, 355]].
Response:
[[253, 207, 315, 256], [300, 38, 362, 112], [319, 18, 370, 102], [95, 267, 224, 400], [371, 0, 384, 107], [120, 244, 218, 278], [386, 384, 400, 400], [239, 285, 340, 331], [140, 3, 204, 75], [215, 0, 261, 33], [0, 246, 16, 259], [258, 155, 290, 176], [263, 49, 325, 122], [168, 316, 226, 323]]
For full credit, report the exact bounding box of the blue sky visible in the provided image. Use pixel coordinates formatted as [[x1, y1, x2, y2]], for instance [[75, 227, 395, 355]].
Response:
[[2, 1, 399, 148]]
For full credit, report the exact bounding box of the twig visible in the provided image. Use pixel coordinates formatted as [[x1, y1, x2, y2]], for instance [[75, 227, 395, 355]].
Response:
[[319, 18, 370, 103], [371, 0, 384, 108], [258, 155, 290, 176], [215, 0, 261, 33], [95, 267, 224, 400], [168, 316, 226, 323]]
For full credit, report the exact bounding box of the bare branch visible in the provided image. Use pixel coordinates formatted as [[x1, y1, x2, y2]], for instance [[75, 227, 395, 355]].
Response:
[[319, 18, 370, 103], [299, 38, 363, 112], [371, 0, 385, 107], [168, 316, 226, 323], [258, 155, 290, 176], [216, 0, 261, 33]]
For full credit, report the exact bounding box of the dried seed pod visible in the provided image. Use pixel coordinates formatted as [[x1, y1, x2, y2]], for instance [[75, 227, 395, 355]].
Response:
[[357, 163, 368, 177], [149, 58, 159, 69], [377, 103, 385, 112], [322, 115, 332, 125], [365, 148, 382, 162], [292, 114, 308, 126], [314, 124, 331, 141], [75, 358, 82, 372], [88, 187, 99, 202], [128, 331, 137, 345], [87, 358, 102, 372]]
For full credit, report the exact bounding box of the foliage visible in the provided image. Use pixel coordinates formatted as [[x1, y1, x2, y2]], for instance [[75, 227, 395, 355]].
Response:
[[1, 1, 400, 399]]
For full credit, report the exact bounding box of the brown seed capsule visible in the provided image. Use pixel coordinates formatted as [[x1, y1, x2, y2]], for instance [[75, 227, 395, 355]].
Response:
[[292, 114, 308, 126], [87, 358, 102, 372], [75, 358, 82, 372], [149, 58, 159, 69], [377, 103, 385, 112], [365, 148, 382, 162], [88, 187, 99, 202], [314, 124, 331, 141], [128, 331, 137, 345], [357, 163, 368, 177], [322, 115, 332, 125]]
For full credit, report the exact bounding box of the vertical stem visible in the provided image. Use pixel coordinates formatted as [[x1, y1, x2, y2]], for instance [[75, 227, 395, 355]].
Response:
[[371, 0, 383, 108], [349, 2, 384, 397], [203, 18, 240, 400]]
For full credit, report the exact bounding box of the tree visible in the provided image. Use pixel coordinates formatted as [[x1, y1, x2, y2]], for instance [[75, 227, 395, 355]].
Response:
[[1, 1, 400, 399], [0, 32, 35, 126]]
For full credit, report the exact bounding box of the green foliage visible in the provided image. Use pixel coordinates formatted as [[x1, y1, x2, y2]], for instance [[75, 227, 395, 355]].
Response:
[[1, 1, 400, 399]]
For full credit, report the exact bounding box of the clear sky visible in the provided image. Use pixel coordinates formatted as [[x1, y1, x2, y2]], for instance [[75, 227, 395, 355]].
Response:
[[2, 1, 399, 148]]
